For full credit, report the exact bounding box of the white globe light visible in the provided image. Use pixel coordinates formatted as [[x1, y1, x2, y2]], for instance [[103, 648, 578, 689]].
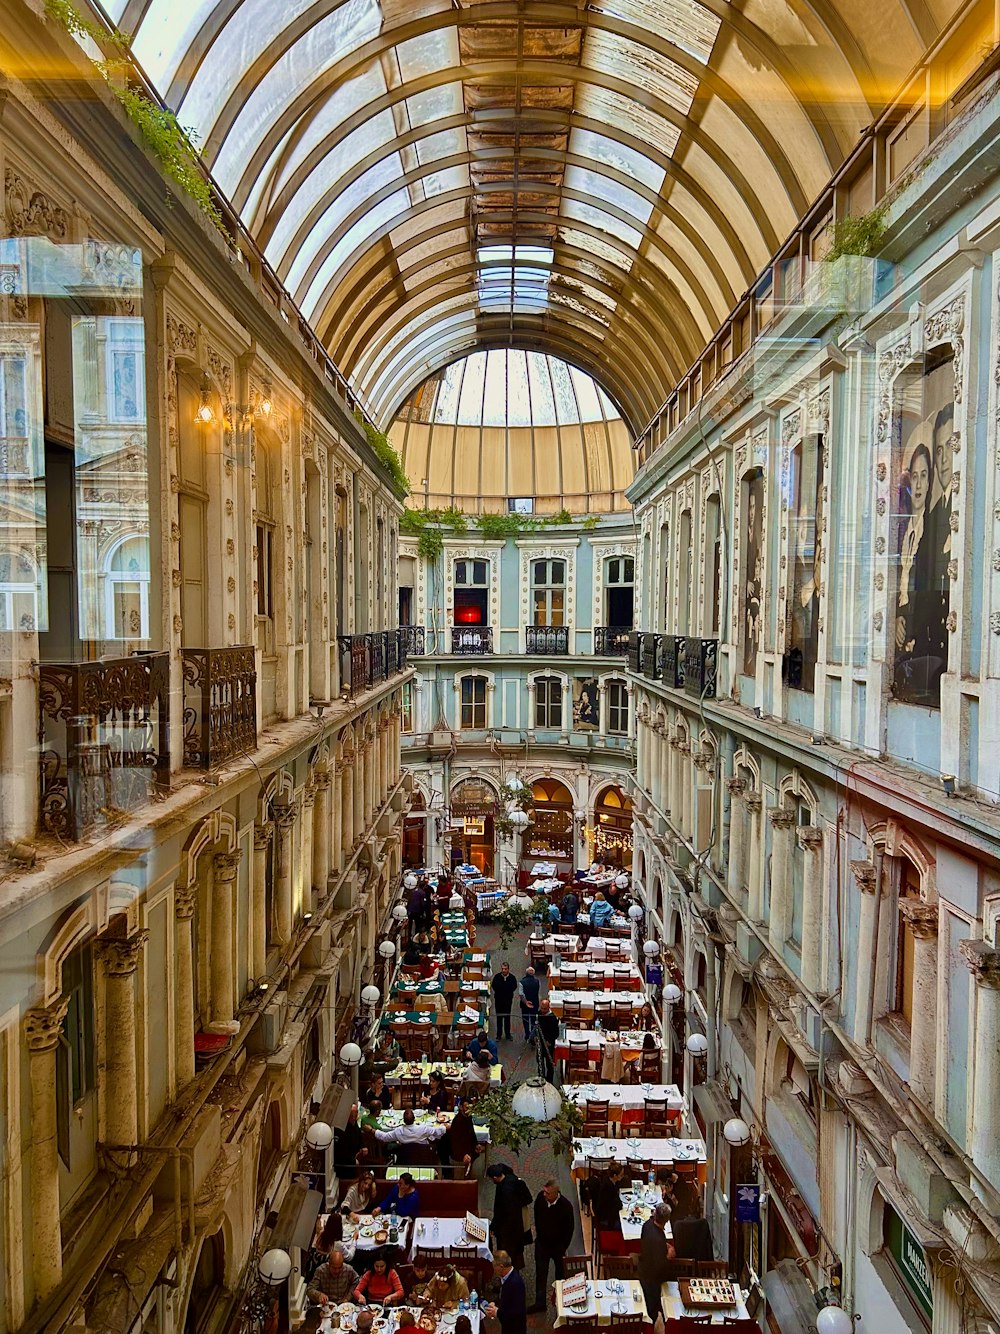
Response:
[[510, 893, 533, 911], [723, 1117, 751, 1147], [615, 873, 630, 890], [643, 940, 660, 957], [628, 904, 644, 921], [403, 872, 419, 890], [508, 775, 524, 792], [361, 984, 381, 1006], [509, 809, 530, 830], [686, 1032, 708, 1056], [306, 1120, 334, 1151], [817, 1307, 854, 1334], [511, 1077, 563, 1122], [378, 939, 396, 959], [339, 1041, 363, 1067], [664, 983, 683, 1004], [258, 1248, 293, 1285], [392, 904, 409, 922]]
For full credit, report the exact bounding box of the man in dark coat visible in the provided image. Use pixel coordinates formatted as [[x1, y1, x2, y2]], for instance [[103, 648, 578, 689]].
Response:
[[638, 1203, 674, 1323], [486, 1162, 533, 1269], [535, 997, 560, 1082], [530, 1179, 576, 1311], [519, 967, 541, 1040], [491, 961, 518, 1040], [485, 1251, 526, 1334]]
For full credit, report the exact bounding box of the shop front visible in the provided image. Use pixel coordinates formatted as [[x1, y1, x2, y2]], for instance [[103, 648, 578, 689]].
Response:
[[449, 777, 496, 875]]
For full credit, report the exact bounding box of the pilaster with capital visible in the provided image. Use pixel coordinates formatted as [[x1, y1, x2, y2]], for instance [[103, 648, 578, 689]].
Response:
[[313, 769, 332, 896], [725, 777, 747, 904], [251, 826, 271, 980], [900, 900, 939, 1108], [744, 792, 763, 920], [354, 740, 366, 843], [341, 758, 355, 858], [300, 784, 316, 912], [99, 931, 147, 1146], [273, 805, 296, 946], [767, 807, 797, 950], [25, 999, 69, 1302], [174, 885, 198, 1088], [852, 860, 882, 1045], [209, 850, 242, 1032], [798, 826, 824, 992], [960, 940, 1000, 1187]]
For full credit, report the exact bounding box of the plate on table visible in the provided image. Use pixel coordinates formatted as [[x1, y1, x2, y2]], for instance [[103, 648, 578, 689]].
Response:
[[374, 1230, 389, 1244], [360, 1225, 377, 1238]]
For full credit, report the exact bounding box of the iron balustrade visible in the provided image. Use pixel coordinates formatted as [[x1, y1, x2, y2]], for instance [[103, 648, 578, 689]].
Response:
[[338, 630, 410, 696], [594, 626, 631, 655], [662, 636, 686, 689], [683, 638, 718, 699], [451, 625, 493, 654], [182, 646, 258, 768], [640, 633, 661, 679], [401, 625, 426, 655], [627, 631, 642, 673], [525, 625, 569, 654], [38, 651, 170, 840]]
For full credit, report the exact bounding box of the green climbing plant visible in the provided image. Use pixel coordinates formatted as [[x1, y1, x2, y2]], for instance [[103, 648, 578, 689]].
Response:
[[493, 900, 537, 948], [824, 206, 889, 262], [474, 1081, 584, 1160]]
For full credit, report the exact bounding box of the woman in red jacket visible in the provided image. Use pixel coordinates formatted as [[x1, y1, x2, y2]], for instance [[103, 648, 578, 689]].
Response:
[[354, 1257, 404, 1305]]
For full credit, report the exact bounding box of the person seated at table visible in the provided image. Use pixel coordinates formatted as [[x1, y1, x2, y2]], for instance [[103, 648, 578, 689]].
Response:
[[354, 1256, 405, 1306], [461, 1051, 493, 1091], [403, 939, 424, 966], [310, 1210, 344, 1273], [360, 1099, 383, 1132], [362, 1072, 387, 1106], [589, 890, 614, 929], [637, 1001, 657, 1033], [588, 861, 606, 878], [373, 1172, 421, 1218], [420, 1070, 450, 1113], [428, 1265, 470, 1309], [402, 1257, 435, 1304], [446, 1096, 483, 1175], [546, 901, 561, 927], [560, 890, 579, 925], [306, 1248, 361, 1307], [376, 1108, 448, 1151], [463, 1029, 498, 1063], [591, 1159, 628, 1232], [655, 1168, 680, 1209], [398, 1311, 417, 1328], [334, 1104, 365, 1179], [360, 1044, 396, 1090], [455, 1315, 473, 1334], [341, 1168, 378, 1218]]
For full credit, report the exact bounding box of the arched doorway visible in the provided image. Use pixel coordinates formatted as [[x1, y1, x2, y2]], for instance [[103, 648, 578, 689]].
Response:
[[593, 785, 633, 869], [449, 778, 496, 874], [184, 1228, 226, 1334], [525, 778, 574, 875], [403, 788, 426, 867]]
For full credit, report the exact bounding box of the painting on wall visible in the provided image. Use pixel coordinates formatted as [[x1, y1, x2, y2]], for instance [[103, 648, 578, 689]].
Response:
[[784, 435, 824, 692], [891, 349, 954, 707], [742, 468, 765, 677], [573, 677, 600, 730]]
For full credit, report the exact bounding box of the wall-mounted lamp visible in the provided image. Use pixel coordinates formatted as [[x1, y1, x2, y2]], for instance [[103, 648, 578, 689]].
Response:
[[686, 1032, 708, 1057], [663, 983, 683, 1005], [195, 377, 216, 425], [305, 1120, 334, 1152], [258, 377, 273, 419]]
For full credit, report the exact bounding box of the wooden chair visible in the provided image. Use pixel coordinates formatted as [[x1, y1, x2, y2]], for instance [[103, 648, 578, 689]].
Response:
[[566, 1037, 600, 1083], [583, 1099, 610, 1135], [638, 1053, 662, 1083], [587, 966, 606, 988], [562, 997, 584, 1021], [530, 946, 549, 972], [586, 1156, 614, 1180], [662, 1259, 697, 1280], [612, 964, 633, 986], [563, 1254, 593, 1279], [593, 998, 614, 1023], [625, 1157, 652, 1181], [414, 1246, 446, 1264], [559, 965, 580, 989], [694, 1260, 729, 1278], [643, 1100, 670, 1133], [601, 1254, 637, 1281], [398, 1077, 424, 1108], [563, 1018, 589, 1032], [608, 1314, 644, 1328], [614, 1001, 636, 1028]]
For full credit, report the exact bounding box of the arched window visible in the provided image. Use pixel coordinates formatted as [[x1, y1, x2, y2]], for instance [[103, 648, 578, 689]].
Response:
[[534, 675, 563, 729], [104, 536, 149, 641], [604, 556, 634, 628], [594, 785, 633, 866], [528, 778, 574, 860], [531, 559, 565, 627]]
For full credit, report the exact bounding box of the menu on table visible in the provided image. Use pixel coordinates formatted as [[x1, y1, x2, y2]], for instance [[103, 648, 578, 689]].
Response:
[[561, 1275, 589, 1307]]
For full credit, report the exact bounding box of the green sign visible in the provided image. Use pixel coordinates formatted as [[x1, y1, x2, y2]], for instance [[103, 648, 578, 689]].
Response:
[[885, 1206, 933, 1321]]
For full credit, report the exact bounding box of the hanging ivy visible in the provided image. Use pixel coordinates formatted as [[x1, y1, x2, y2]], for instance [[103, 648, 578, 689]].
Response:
[[824, 207, 889, 262]]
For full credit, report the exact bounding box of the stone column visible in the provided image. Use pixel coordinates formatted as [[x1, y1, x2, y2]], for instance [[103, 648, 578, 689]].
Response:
[[209, 851, 242, 1033], [960, 940, 1000, 1191], [901, 900, 939, 1108], [301, 785, 316, 911], [669, 738, 682, 825], [725, 777, 746, 902], [25, 1000, 69, 1302], [331, 762, 344, 876], [252, 826, 271, 979], [313, 770, 332, 896], [274, 806, 296, 945], [174, 886, 197, 1089], [380, 718, 391, 800], [392, 707, 402, 783], [745, 793, 764, 921], [798, 826, 824, 992], [658, 727, 670, 812], [635, 717, 646, 792], [852, 860, 880, 1044], [342, 757, 356, 858], [100, 932, 147, 1146], [679, 742, 692, 837], [354, 741, 366, 841], [366, 730, 377, 824], [768, 807, 796, 952]]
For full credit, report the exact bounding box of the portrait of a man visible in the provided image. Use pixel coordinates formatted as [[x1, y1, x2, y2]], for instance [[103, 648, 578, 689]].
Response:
[[573, 677, 600, 730], [742, 469, 765, 677]]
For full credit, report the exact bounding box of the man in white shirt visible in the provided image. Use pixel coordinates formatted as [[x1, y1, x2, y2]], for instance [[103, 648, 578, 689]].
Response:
[[374, 1108, 448, 1148]]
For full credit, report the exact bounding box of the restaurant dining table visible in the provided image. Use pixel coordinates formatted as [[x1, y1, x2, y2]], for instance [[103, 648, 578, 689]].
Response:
[[527, 932, 582, 957], [409, 1214, 493, 1261], [551, 961, 644, 990], [660, 1279, 750, 1323], [320, 1307, 482, 1334], [576, 911, 632, 934], [570, 1135, 707, 1179], [554, 1029, 659, 1062], [553, 1276, 649, 1327], [548, 989, 646, 1020], [618, 1184, 670, 1248], [563, 1083, 685, 1123], [384, 1059, 502, 1087], [582, 937, 635, 962], [374, 1107, 490, 1143], [341, 1211, 413, 1257]]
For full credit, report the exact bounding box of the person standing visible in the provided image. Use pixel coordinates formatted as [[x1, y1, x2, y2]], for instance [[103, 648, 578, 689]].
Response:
[[530, 1179, 576, 1312], [486, 1162, 533, 1269], [518, 966, 540, 1040], [491, 961, 518, 1041], [638, 1203, 675, 1324], [485, 1251, 526, 1334], [536, 997, 560, 1083]]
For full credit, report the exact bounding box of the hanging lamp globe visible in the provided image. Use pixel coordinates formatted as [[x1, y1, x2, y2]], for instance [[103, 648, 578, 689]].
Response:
[[511, 1077, 563, 1122], [686, 1032, 708, 1056]]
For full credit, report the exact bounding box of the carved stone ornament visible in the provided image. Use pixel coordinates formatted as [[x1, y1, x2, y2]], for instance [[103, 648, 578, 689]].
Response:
[[24, 999, 70, 1051], [959, 938, 1000, 988], [253, 825, 272, 851], [947, 559, 958, 581], [873, 611, 883, 631], [874, 573, 884, 592], [876, 461, 887, 482], [990, 612, 1000, 636], [876, 497, 886, 516], [875, 537, 886, 555], [166, 313, 197, 354], [175, 886, 197, 920], [946, 610, 958, 633], [5, 169, 68, 239], [851, 860, 879, 893], [214, 851, 242, 880], [100, 931, 149, 975], [798, 826, 823, 851], [899, 899, 938, 940], [770, 807, 797, 829], [744, 793, 763, 815]]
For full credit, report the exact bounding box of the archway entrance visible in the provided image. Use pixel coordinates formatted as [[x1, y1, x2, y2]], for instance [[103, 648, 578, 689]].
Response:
[[525, 778, 574, 877], [184, 1229, 227, 1334], [403, 788, 426, 868], [450, 778, 496, 875], [593, 785, 633, 869]]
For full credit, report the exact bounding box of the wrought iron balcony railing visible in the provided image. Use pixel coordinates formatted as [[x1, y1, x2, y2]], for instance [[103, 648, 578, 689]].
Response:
[[641, 633, 661, 679], [662, 635, 686, 689], [627, 631, 642, 673], [451, 625, 493, 654], [401, 625, 426, 655], [39, 651, 170, 840], [683, 638, 718, 699], [594, 626, 631, 655], [182, 646, 257, 768], [337, 629, 410, 697], [526, 625, 569, 654]]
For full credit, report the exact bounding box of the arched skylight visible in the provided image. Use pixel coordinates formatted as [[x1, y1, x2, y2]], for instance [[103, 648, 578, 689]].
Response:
[[400, 351, 622, 429]]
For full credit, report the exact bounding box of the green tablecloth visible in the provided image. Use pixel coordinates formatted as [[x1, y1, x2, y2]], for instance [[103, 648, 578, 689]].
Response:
[[391, 978, 445, 998]]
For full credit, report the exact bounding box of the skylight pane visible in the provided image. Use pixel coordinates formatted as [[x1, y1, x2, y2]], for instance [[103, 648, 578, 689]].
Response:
[[588, 0, 721, 64], [549, 357, 579, 426], [507, 351, 531, 428], [568, 129, 666, 193], [483, 351, 508, 427], [457, 352, 487, 425], [527, 354, 557, 424], [570, 366, 603, 422], [434, 361, 464, 422]]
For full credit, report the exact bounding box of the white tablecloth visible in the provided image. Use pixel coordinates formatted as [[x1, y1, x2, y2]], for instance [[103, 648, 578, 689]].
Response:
[[555, 1029, 658, 1061], [551, 961, 643, 989], [563, 1083, 685, 1114], [528, 933, 582, 957], [554, 1278, 648, 1326], [582, 937, 634, 962], [409, 1215, 493, 1261], [577, 912, 631, 932], [321, 1308, 482, 1333], [549, 989, 646, 1019], [342, 1213, 413, 1255], [616, 1185, 669, 1242], [661, 1280, 749, 1323], [476, 889, 508, 912], [571, 1135, 706, 1174]]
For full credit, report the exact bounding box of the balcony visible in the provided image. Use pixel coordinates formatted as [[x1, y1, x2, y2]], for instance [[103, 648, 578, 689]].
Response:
[[594, 626, 631, 655], [627, 631, 642, 673], [662, 635, 686, 689], [526, 625, 569, 654], [182, 646, 258, 767], [641, 633, 661, 679], [401, 625, 426, 656], [39, 652, 170, 840], [451, 625, 493, 654], [683, 638, 718, 699], [338, 629, 410, 697]]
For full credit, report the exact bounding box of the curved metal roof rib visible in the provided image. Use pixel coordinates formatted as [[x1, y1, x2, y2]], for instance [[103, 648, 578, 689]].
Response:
[[110, 0, 963, 436]]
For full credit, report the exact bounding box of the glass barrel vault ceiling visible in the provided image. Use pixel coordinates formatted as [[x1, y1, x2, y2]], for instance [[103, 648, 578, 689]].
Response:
[[102, 0, 966, 432]]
